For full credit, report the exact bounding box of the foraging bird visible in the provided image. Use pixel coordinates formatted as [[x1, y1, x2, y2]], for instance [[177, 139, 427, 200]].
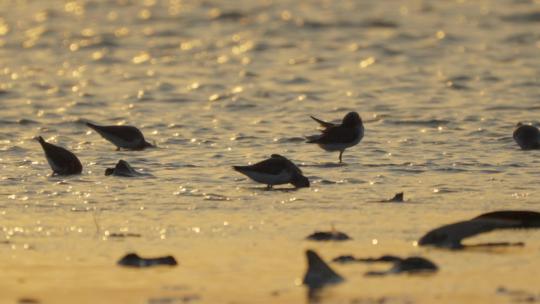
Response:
[[363, 256, 438, 276], [418, 210, 540, 249], [513, 122, 540, 150], [36, 136, 82, 175], [332, 254, 437, 275], [105, 160, 144, 177], [303, 250, 344, 290], [333, 254, 401, 264], [86, 122, 153, 150], [306, 112, 364, 163], [306, 226, 351, 241], [117, 253, 177, 268], [233, 154, 309, 189]]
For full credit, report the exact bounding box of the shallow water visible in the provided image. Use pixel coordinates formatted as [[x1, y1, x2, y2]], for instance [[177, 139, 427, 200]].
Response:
[[1, 0, 540, 303]]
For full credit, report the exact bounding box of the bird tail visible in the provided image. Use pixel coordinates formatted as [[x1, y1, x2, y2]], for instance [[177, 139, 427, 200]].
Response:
[[310, 116, 335, 128], [232, 166, 246, 172], [86, 122, 99, 130]]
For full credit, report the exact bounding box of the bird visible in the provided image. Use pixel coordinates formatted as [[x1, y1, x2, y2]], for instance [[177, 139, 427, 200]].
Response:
[[303, 250, 344, 291], [418, 210, 540, 249], [385, 192, 404, 203], [105, 160, 145, 177], [364, 256, 438, 276], [332, 254, 438, 275], [333, 254, 401, 264], [232, 154, 309, 189], [36, 136, 82, 176], [117, 253, 177, 268], [332, 255, 438, 276], [306, 225, 351, 241], [306, 112, 364, 163], [86, 122, 153, 150], [513, 122, 540, 150]]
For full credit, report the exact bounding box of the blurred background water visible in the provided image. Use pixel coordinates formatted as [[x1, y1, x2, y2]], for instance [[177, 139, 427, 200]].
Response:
[[1, 0, 540, 303]]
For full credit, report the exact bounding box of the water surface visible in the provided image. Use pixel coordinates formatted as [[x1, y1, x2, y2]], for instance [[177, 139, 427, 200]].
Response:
[[1, 0, 540, 303]]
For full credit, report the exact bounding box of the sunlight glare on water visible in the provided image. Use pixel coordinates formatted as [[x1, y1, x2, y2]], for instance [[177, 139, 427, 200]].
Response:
[[1, 0, 540, 303]]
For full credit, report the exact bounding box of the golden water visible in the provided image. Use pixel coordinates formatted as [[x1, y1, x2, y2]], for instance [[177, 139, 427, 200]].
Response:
[[1, 0, 540, 303]]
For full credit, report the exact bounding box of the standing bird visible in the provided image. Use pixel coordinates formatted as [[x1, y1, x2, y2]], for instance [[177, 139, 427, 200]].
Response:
[[86, 122, 153, 150], [36, 136, 82, 175], [306, 112, 364, 163], [513, 122, 540, 150], [233, 154, 310, 189]]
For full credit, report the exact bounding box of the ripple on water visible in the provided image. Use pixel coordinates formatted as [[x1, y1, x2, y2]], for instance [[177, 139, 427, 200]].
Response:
[[276, 76, 311, 85], [203, 193, 231, 201], [229, 134, 259, 141], [1, 146, 28, 153], [1, 0, 540, 302], [299, 19, 398, 29], [304, 163, 348, 168], [18, 119, 39, 125], [433, 167, 468, 173], [274, 137, 306, 144], [160, 97, 193, 103], [504, 32, 540, 44], [501, 11, 540, 23], [317, 179, 337, 185], [383, 119, 451, 127], [208, 9, 247, 22], [445, 81, 470, 91], [163, 138, 190, 145], [389, 168, 426, 174], [486, 105, 530, 111], [0, 119, 38, 126]]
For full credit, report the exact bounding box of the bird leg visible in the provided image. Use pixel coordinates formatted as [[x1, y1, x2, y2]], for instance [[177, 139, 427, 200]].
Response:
[[339, 150, 344, 163], [266, 184, 273, 190]]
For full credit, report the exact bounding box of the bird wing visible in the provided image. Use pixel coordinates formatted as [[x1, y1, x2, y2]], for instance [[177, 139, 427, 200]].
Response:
[[87, 123, 144, 141], [234, 157, 287, 175], [309, 126, 360, 144], [40, 141, 72, 163], [269, 154, 304, 175], [473, 210, 540, 227], [40, 141, 82, 173]]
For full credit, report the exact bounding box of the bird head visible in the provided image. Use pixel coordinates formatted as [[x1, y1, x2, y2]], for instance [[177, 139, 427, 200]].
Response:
[[292, 174, 310, 188], [342, 112, 362, 127]]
